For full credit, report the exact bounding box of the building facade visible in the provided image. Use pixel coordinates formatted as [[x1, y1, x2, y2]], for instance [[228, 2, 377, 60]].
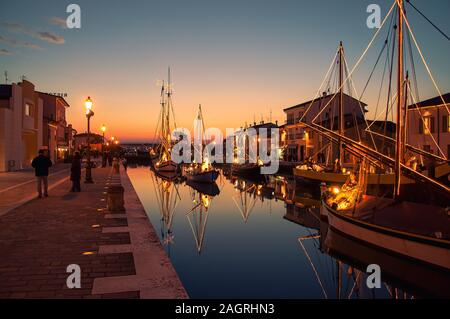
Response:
[[283, 93, 368, 163], [0, 80, 43, 172], [407, 93, 450, 159], [38, 92, 71, 162]]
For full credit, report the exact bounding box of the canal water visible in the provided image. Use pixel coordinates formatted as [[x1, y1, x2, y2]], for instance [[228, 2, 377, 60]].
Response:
[[127, 166, 442, 299]]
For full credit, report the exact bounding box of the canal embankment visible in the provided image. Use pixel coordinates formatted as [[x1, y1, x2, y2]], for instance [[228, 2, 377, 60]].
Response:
[[0, 165, 187, 298]]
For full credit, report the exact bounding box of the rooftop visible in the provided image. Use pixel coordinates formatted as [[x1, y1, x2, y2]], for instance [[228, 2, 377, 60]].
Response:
[[37, 91, 70, 108], [407, 92, 450, 110], [283, 93, 368, 112]]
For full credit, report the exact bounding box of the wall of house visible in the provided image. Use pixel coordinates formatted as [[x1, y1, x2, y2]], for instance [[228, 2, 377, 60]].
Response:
[[407, 107, 450, 158], [283, 95, 368, 164], [40, 94, 69, 161], [0, 81, 44, 172], [0, 84, 23, 171]]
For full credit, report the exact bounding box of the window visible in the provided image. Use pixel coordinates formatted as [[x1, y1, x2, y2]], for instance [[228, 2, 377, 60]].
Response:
[[25, 103, 31, 116], [443, 115, 450, 133], [420, 116, 435, 135], [287, 114, 294, 125]]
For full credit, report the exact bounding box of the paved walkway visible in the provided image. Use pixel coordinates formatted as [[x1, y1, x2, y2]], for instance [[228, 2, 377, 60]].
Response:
[[0, 166, 187, 299], [0, 165, 69, 191], [0, 164, 72, 216]]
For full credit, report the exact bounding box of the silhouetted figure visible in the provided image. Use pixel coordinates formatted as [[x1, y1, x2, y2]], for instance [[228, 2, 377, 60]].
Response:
[[70, 152, 82, 192], [31, 150, 53, 198], [122, 158, 128, 171], [107, 153, 113, 167]]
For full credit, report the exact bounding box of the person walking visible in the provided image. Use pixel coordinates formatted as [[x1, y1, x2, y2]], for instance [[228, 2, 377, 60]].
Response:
[[121, 157, 128, 171], [31, 150, 53, 198], [112, 157, 120, 174], [107, 153, 113, 167], [70, 152, 82, 192]]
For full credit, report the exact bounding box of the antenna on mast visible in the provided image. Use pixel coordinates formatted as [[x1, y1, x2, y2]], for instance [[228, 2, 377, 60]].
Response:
[[4, 71, 8, 84], [167, 66, 171, 97]]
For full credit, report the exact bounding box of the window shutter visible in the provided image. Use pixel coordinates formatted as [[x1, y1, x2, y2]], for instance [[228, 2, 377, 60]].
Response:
[[430, 117, 435, 133], [419, 118, 423, 134]]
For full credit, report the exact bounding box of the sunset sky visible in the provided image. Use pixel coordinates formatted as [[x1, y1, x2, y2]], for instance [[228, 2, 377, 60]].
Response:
[[1, 0, 449, 142]]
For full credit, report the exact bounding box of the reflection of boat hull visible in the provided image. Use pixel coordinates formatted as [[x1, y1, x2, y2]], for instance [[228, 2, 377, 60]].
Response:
[[186, 180, 220, 196], [293, 195, 321, 208], [232, 163, 261, 176], [294, 168, 415, 185], [284, 205, 321, 230], [323, 201, 450, 270], [186, 169, 219, 183], [324, 227, 450, 298]]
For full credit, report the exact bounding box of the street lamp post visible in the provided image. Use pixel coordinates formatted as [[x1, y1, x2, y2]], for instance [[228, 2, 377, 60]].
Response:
[[85, 96, 94, 183], [101, 124, 106, 167]]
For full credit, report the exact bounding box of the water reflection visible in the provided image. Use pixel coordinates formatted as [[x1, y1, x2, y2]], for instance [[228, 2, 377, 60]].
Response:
[[150, 174, 180, 255], [186, 182, 219, 254], [128, 166, 450, 298]]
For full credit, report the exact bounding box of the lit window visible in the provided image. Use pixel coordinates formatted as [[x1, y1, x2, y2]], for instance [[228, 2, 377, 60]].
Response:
[[25, 103, 31, 116], [421, 116, 434, 135]]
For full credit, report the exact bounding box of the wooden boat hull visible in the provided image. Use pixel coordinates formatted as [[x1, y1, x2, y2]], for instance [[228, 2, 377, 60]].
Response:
[[186, 169, 219, 183], [323, 202, 450, 270], [323, 227, 450, 298], [294, 167, 415, 185], [151, 160, 180, 179]]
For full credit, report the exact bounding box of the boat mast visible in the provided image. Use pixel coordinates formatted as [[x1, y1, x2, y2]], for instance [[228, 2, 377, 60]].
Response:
[[166, 67, 172, 146], [160, 80, 166, 154], [403, 72, 409, 158], [394, 0, 404, 199], [338, 41, 344, 170]]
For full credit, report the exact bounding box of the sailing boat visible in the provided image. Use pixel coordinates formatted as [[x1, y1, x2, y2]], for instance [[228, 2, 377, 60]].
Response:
[[323, 224, 450, 298], [321, 0, 450, 270], [184, 105, 220, 183], [151, 68, 180, 179], [293, 42, 415, 187]]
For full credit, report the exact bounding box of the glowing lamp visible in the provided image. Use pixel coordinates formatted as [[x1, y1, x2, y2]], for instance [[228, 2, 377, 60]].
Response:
[[85, 96, 92, 110]]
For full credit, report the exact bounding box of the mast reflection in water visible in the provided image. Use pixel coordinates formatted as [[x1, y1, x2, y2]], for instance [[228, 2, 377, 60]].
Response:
[[128, 166, 449, 299]]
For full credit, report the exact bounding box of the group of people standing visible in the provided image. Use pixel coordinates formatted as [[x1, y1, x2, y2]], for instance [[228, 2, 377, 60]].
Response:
[[31, 150, 129, 198]]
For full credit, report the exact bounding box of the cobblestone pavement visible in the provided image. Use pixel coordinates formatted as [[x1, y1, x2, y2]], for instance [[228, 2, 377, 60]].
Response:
[[0, 163, 71, 191], [0, 164, 72, 217], [0, 166, 139, 298]]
